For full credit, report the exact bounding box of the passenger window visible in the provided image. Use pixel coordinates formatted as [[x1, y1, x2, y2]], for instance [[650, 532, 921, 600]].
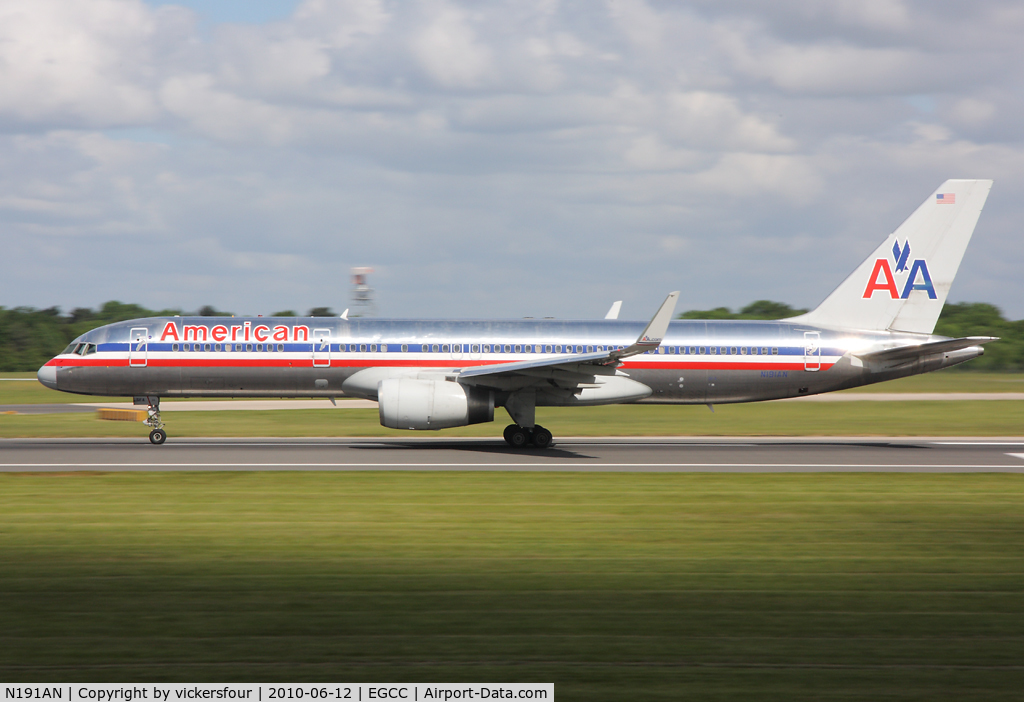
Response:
[[762, 347, 769, 355], [277, 344, 284, 352], [370, 344, 377, 352], [246, 344, 252, 352], [205, 343, 212, 351], [698, 347, 705, 354], [730, 347, 737, 355], [402, 344, 409, 353], [554, 345, 561, 353], [380, 344, 387, 353], [482, 345, 489, 353], [256, 344, 263, 351], [514, 344, 522, 353], [214, 343, 222, 352], [504, 344, 511, 353], [432, 344, 440, 352], [740, 347, 747, 355], [772, 347, 779, 355], [172, 343, 179, 352]]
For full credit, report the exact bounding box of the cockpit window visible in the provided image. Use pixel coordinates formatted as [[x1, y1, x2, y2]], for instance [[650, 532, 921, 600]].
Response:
[[62, 344, 76, 355], [84, 343, 97, 355], [73, 343, 87, 356]]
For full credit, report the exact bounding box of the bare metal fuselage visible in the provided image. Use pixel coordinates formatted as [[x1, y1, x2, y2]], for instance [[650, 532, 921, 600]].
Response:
[[43, 316, 982, 406]]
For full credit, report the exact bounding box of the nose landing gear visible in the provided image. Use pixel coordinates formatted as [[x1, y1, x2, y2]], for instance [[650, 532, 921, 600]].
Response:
[[141, 396, 166, 444], [503, 424, 553, 449]]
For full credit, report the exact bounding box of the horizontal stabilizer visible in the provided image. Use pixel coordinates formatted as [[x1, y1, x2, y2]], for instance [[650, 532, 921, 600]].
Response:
[[855, 336, 997, 364]]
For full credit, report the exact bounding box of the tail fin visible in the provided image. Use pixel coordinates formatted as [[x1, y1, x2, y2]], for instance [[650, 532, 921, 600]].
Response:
[[789, 179, 993, 334]]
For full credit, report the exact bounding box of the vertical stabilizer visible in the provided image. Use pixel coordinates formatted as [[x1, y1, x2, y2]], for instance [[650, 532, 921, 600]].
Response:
[[788, 179, 992, 334]]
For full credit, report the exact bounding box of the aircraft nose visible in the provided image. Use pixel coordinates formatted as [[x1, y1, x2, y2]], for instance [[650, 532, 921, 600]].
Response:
[[37, 363, 57, 390]]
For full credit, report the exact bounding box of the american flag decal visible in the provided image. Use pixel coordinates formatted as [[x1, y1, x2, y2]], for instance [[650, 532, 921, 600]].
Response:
[[936, 193, 955, 204]]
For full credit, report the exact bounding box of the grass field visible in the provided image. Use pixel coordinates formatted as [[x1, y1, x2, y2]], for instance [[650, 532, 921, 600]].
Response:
[[0, 472, 1021, 699], [4, 371, 1024, 438]]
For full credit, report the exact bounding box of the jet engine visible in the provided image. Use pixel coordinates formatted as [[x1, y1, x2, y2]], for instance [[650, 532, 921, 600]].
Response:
[[378, 378, 493, 430]]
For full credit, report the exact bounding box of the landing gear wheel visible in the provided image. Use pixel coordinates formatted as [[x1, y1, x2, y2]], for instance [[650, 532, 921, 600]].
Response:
[[503, 424, 519, 446], [149, 428, 167, 445], [531, 426, 553, 449], [508, 427, 530, 449]]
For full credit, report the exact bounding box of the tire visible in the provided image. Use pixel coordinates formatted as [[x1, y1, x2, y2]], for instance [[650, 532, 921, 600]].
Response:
[[509, 427, 529, 449], [531, 426, 552, 449], [149, 428, 167, 445], [503, 424, 519, 446]]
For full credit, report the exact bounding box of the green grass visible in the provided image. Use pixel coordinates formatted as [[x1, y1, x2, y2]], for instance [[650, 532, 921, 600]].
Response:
[[0, 472, 1021, 699], [3, 400, 1024, 438]]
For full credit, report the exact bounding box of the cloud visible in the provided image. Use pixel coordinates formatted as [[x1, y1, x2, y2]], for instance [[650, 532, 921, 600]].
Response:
[[411, 2, 495, 89], [1, 0, 1024, 319], [0, 0, 166, 128]]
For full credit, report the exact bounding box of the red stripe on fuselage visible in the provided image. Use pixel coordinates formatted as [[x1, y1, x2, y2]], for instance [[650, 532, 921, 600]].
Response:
[[48, 356, 831, 372]]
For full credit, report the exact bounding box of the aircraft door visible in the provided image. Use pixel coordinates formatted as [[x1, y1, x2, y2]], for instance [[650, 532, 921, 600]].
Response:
[[803, 331, 821, 371], [129, 327, 148, 368], [313, 329, 331, 367]]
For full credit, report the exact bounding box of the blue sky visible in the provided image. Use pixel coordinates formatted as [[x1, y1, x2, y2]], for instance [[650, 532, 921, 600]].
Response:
[[2, 0, 1023, 320], [146, 1, 299, 25]]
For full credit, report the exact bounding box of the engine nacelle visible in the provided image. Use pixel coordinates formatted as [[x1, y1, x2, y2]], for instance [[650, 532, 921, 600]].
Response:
[[378, 379, 493, 430]]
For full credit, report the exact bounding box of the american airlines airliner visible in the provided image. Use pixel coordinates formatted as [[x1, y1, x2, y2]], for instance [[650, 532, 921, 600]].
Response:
[[38, 180, 996, 447]]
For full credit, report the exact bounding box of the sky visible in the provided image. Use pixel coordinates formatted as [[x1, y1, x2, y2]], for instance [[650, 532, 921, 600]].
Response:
[[2, 0, 1023, 320]]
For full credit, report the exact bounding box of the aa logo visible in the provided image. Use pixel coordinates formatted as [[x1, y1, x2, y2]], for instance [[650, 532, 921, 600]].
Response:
[[862, 239, 936, 299]]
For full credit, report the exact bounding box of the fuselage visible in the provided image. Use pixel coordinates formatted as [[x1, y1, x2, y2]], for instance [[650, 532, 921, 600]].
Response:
[[39, 315, 981, 405]]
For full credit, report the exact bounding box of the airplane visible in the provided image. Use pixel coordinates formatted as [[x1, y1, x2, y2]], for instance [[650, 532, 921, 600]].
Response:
[[38, 179, 995, 448]]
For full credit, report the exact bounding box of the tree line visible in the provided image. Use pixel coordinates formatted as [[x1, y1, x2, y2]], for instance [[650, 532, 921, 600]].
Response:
[[1, 300, 1022, 372]]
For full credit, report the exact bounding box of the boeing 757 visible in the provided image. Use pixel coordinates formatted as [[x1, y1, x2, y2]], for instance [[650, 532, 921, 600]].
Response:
[[38, 179, 995, 447]]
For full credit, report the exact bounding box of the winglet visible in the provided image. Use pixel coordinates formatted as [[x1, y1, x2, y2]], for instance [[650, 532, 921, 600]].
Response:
[[340, 309, 349, 320], [610, 291, 679, 360], [604, 301, 622, 320]]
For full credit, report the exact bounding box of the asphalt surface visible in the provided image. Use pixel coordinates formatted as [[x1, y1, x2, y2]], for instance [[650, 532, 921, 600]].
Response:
[[2, 437, 1024, 472]]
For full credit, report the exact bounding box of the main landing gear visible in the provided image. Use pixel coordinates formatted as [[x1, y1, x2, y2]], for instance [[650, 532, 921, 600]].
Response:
[[142, 396, 166, 445], [503, 424, 553, 449]]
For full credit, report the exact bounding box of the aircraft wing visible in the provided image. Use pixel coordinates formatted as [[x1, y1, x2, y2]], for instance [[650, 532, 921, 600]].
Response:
[[458, 292, 680, 387], [855, 336, 998, 364]]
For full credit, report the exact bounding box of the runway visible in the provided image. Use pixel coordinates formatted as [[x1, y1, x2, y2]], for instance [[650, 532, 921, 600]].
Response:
[[2, 436, 1024, 472]]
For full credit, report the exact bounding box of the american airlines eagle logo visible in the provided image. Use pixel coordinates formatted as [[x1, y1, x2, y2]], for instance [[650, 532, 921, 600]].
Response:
[[862, 239, 936, 300]]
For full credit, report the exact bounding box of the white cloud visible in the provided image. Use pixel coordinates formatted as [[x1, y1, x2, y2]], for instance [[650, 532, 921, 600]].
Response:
[[0, 0, 162, 127], [949, 98, 996, 126], [2, 0, 1024, 318], [411, 2, 495, 89]]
